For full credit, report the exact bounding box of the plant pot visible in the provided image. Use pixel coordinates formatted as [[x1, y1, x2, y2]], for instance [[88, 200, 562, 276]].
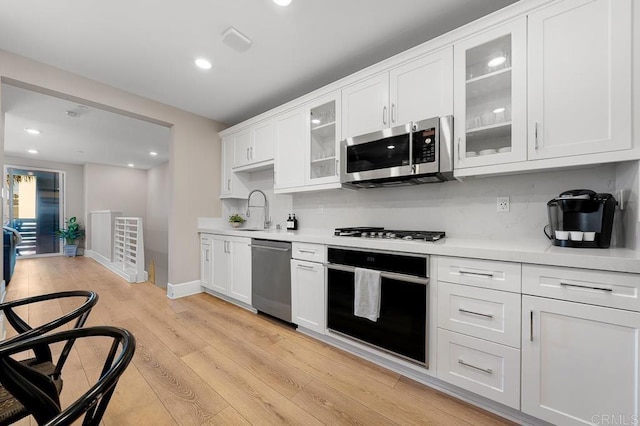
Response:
[[64, 244, 78, 257], [230, 222, 242, 228]]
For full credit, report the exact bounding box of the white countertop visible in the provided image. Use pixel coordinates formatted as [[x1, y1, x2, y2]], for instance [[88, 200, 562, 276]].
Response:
[[198, 224, 640, 274]]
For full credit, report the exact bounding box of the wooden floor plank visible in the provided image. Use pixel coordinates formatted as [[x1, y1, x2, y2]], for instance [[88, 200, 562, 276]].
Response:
[[291, 379, 397, 425], [175, 309, 313, 399], [116, 317, 229, 425], [183, 346, 323, 426]]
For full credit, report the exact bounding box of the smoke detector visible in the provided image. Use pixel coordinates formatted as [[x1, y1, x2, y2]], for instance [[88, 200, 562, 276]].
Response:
[[222, 27, 252, 53]]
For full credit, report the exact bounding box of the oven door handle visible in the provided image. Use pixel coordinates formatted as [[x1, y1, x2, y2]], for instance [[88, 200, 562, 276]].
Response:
[[325, 263, 428, 285]]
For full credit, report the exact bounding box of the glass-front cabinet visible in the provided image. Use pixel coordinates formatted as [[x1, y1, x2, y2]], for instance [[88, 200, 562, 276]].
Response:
[[454, 18, 526, 169], [306, 92, 341, 185]]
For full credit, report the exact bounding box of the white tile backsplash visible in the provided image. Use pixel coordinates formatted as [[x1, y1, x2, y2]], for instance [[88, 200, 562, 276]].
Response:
[[219, 162, 639, 248]]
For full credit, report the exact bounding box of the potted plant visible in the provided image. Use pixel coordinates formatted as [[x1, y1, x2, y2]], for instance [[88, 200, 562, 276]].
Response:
[[56, 216, 85, 257], [228, 214, 246, 228]]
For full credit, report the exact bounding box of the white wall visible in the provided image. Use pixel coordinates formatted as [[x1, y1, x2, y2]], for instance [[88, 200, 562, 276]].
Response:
[[0, 48, 226, 286], [286, 164, 636, 246], [4, 155, 85, 222], [146, 162, 169, 286]]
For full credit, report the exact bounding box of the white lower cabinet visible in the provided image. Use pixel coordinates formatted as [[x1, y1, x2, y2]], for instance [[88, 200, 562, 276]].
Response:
[[522, 295, 640, 425], [200, 235, 212, 289], [437, 329, 520, 409], [291, 259, 325, 334], [209, 235, 252, 305]]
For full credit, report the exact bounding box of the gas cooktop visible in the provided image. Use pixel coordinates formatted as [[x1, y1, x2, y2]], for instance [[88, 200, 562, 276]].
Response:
[[334, 227, 445, 242]]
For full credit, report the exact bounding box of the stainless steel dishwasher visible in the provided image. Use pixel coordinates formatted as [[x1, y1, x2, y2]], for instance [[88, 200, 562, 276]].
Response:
[[251, 239, 292, 322]]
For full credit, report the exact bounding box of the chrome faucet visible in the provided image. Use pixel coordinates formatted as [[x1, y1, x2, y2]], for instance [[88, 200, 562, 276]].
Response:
[[247, 189, 271, 229]]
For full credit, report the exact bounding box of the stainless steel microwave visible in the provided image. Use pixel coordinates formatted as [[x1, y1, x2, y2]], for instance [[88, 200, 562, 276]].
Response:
[[340, 116, 453, 188]]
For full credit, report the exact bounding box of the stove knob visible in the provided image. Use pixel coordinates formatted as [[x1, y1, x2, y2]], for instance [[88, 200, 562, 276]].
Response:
[[402, 235, 413, 240], [378, 232, 384, 237], [361, 232, 368, 237], [386, 232, 395, 238]]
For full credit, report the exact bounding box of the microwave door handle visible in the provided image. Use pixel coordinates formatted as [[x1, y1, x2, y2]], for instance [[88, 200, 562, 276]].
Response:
[[409, 123, 415, 173]]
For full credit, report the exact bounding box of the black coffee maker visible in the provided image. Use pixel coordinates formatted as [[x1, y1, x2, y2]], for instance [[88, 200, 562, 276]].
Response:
[[546, 189, 617, 248]]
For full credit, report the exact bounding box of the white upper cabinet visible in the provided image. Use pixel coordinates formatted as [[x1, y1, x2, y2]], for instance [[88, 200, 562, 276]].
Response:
[[306, 92, 342, 186], [454, 18, 527, 169], [274, 106, 306, 191], [220, 136, 249, 199], [342, 47, 453, 139], [342, 73, 389, 139], [232, 120, 275, 171], [251, 120, 275, 164], [527, 0, 632, 160], [389, 48, 453, 126], [233, 129, 252, 168]]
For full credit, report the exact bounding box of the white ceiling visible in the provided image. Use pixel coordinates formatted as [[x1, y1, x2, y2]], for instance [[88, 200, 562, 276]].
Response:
[[0, 0, 518, 126], [2, 84, 170, 169]]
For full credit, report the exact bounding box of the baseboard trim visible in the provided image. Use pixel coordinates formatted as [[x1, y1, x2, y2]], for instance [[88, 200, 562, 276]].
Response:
[[167, 280, 203, 299]]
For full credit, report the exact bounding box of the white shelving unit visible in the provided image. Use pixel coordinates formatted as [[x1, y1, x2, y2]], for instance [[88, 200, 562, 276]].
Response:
[[113, 217, 146, 283]]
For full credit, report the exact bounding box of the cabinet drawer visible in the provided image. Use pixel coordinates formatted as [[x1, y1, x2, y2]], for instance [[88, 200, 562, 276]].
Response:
[[292, 242, 326, 263], [437, 257, 521, 292], [523, 264, 640, 312], [437, 329, 520, 409], [438, 282, 520, 348]]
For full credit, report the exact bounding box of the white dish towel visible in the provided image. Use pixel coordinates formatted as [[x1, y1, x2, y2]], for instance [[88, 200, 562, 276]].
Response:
[[354, 267, 382, 322]]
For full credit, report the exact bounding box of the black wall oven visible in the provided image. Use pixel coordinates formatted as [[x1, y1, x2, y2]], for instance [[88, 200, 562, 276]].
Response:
[[326, 247, 429, 366]]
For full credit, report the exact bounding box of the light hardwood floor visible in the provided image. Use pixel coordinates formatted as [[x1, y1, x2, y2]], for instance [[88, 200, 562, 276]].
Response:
[[6, 256, 516, 425]]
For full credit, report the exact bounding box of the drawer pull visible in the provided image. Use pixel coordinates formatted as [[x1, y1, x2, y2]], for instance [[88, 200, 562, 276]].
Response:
[[298, 249, 317, 254], [458, 270, 495, 279], [458, 308, 494, 319], [530, 310, 534, 342], [560, 282, 613, 292], [296, 264, 316, 271], [458, 359, 493, 374]]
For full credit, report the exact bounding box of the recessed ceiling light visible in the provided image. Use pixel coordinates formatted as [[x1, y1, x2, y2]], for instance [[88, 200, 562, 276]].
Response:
[[66, 111, 80, 118], [387, 145, 395, 149], [488, 56, 506, 68], [311, 119, 321, 124], [24, 128, 40, 135], [194, 57, 212, 70], [493, 107, 506, 114], [273, 0, 292, 6], [149, 151, 158, 156], [27, 149, 39, 154], [127, 163, 135, 167]]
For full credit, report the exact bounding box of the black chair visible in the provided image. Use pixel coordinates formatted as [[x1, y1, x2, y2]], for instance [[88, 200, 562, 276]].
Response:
[[0, 326, 136, 425], [0, 291, 98, 382]]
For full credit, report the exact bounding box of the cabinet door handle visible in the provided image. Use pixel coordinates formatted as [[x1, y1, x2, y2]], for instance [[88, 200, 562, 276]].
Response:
[[335, 159, 339, 176], [246, 148, 250, 160], [205, 249, 209, 262], [383, 106, 388, 126], [457, 138, 461, 161], [560, 282, 613, 292], [227, 179, 231, 191], [296, 264, 316, 271], [534, 122, 539, 150], [458, 269, 494, 278], [458, 359, 492, 374], [458, 308, 494, 319], [250, 146, 254, 160], [298, 249, 316, 254], [391, 103, 396, 124], [530, 310, 534, 342]]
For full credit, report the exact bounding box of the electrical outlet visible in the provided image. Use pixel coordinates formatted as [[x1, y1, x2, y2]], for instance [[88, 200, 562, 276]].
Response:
[[497, 196, 510, 212]]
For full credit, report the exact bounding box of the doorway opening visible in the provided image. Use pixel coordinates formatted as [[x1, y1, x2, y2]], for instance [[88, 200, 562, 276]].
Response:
[[4, 167, 64, 257]]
